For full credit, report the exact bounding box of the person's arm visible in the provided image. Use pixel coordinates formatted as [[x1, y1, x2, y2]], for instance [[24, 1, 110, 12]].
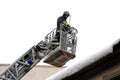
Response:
[[62, 20, 71, 33]]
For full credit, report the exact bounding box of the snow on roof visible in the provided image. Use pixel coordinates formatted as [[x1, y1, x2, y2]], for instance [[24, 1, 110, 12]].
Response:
[[47, 39, 120, 80]]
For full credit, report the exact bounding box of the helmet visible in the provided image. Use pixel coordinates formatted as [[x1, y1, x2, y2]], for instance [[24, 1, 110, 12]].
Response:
[[63, 11, 70, 18]]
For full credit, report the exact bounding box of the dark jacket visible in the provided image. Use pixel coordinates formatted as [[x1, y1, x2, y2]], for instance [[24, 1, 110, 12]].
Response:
[[56, 15, 70, 32]]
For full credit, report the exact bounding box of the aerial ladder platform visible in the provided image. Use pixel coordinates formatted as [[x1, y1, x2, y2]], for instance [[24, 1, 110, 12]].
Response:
[[0, 26, 78, 80]]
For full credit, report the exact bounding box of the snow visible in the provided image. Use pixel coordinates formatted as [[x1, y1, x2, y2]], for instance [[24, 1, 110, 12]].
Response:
[[46, 39, 120, 80]]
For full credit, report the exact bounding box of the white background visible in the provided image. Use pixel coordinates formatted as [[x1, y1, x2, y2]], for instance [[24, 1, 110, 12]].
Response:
[[0, 0, 120, 66]]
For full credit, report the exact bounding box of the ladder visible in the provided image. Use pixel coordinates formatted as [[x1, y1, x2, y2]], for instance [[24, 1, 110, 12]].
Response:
[[0, 27, 78, 80]]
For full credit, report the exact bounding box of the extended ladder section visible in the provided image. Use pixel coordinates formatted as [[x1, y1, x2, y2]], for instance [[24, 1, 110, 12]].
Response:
[[0, 27, 78, 80]]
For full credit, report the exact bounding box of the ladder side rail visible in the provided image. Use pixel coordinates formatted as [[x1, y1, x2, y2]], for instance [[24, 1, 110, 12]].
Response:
[[45, 28, 56, 43]]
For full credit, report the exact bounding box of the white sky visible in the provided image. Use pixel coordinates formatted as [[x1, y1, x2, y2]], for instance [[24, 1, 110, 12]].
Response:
[[0, 0, 120, 67]]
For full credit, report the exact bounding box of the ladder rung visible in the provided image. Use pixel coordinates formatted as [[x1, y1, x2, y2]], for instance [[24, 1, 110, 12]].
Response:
[[17, 61, 30, 66], [8, 69, 17, 80]]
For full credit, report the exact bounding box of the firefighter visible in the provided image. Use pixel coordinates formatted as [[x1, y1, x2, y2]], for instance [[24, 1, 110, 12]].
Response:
[[53, 11, 71, 42]]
